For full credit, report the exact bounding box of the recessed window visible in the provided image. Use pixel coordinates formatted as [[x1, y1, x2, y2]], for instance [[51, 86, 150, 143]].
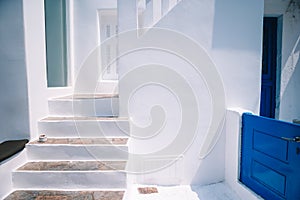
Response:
[[44, 0, 68, 87]]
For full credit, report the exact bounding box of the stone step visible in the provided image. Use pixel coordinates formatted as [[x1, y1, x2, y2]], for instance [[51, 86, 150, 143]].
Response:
[[48, 94, 119, 117], [38, 117, 130, 138], [13, 161, 127, 189], [26, 138, 129, 161], [4, 190, 125, 200]]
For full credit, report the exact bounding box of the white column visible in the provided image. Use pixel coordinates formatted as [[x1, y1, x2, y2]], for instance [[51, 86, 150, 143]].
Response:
[[117, 0, 138, 117], [152, 0, 162, 24]]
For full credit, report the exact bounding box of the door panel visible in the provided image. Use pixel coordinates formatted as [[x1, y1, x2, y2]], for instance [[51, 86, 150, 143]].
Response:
[[240, 113, 300, 200]]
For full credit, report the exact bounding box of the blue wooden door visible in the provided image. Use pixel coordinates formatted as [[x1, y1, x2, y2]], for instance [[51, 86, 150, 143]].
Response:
[[260, 17, 277, 118], [240, 113, 300, 200]]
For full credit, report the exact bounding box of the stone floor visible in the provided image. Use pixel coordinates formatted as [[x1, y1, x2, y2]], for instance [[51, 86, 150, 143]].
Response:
[[29, 138, 128, 145], [192, 182, 242, 200], [18, 161, 126, 171], [4, 190, 124, 200], [125, 182, 242, 200]]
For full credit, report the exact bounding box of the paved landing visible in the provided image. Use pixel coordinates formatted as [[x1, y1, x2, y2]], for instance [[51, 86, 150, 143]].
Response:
[[125, 183, 242, 200]]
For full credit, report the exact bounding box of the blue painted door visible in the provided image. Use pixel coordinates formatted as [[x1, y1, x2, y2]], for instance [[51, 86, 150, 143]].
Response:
[[260, 17, 277, 118], [240, 113, 300, 200]]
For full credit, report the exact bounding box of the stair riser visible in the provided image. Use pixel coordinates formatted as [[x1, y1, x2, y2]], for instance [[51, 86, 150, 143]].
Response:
[[13, 171, 126, 189], [48, 98, 119, 117], [26, 145, 128, 161], [38, 120, 130, 138], [96, 81, 118, 94]]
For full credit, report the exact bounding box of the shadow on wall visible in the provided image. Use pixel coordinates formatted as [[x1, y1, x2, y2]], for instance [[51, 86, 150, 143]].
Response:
[[0, 0, 30, 142]]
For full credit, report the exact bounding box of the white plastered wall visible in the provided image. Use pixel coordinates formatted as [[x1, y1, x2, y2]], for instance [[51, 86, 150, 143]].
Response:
[[117, 0, 264, 186]]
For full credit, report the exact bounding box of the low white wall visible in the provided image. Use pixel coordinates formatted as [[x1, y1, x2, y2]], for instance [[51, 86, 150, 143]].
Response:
[[0, 151, 27, 199], [265, 0, 300, 122], [0, 0, 30, 142], [225, 109, 262, 200]]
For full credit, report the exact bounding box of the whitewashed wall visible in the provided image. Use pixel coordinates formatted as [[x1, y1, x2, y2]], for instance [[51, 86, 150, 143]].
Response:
[[265, 0, 300, 122], [152, 0, 263, 186], [0, 0, 30, 142], [117, 0, 264, 186]]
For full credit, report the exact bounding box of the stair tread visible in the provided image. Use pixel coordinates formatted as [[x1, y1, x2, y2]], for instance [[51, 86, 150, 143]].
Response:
[[4, 190, 124, 200], [17, 161, 126, 171], [54, 94, 119, 100], [41, 116, 127, 121], [29, 138, 128, 145]]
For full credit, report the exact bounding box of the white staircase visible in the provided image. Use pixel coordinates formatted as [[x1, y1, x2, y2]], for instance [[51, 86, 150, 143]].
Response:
[[6, 93, 129, 199]]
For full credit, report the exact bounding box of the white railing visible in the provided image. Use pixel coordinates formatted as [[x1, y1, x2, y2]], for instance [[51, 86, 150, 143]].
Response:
[[138, 0, 182, 31]]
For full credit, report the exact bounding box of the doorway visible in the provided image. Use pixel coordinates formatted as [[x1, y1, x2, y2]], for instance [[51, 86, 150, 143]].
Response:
[[98, 9, 118, 80], [260, 17, 281, 118]]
